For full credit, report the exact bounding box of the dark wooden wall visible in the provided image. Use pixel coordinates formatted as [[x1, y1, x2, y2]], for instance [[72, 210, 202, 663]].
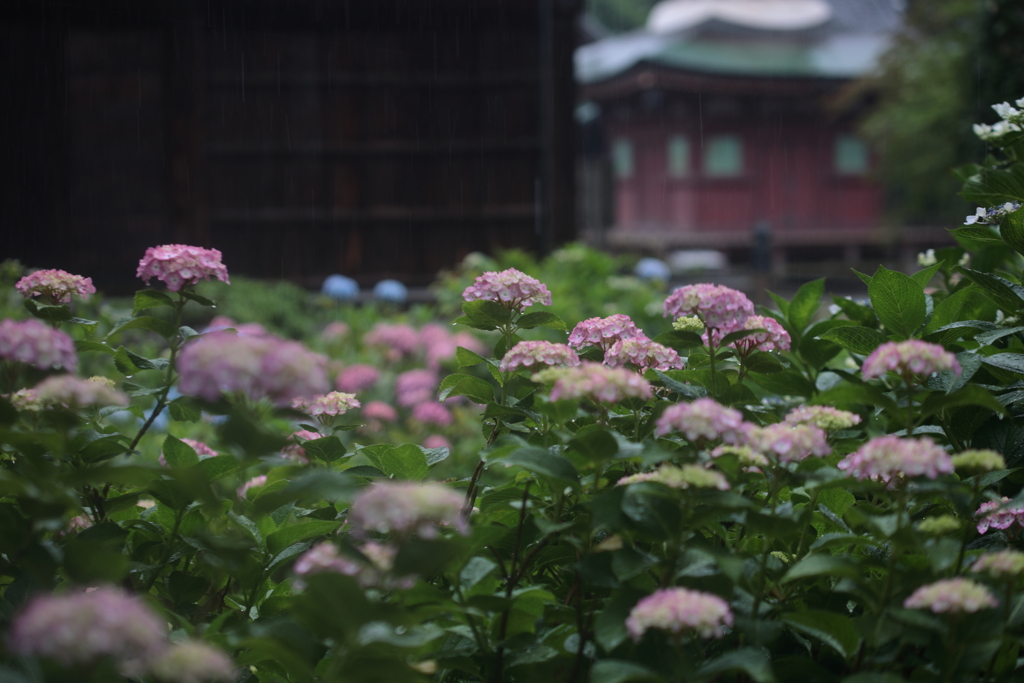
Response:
[[1, 0, 579, 290]]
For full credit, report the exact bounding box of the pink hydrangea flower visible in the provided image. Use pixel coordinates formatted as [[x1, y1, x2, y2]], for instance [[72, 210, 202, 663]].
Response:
[[604, 337, 684, 372], [655, 398, 746, 444], [568, 314, 643, 351], [411, 401, 453, 426], [32, 375, 128, 408], [663, 284, 754, 333], [395, 369, 438, 407], [784, 405, 861, 431], [532, 362, 653, 404], [281, 429, 320, 464], [423, 434, 452, 450], [975, 496, 1024, 534], [862, 340, 961, 380], [837, 435, 952, 483], [745, 423, 830, 463], [136, 244, 229, 292], [294, 541, 413, 590], [336, 364, 380, 393], [292, 391, 361, 417], [176, 332, 329, 407], [144, 640, 236, 683], [321, 321, 350, 341], [729, 315, 791, 355], [237, 475, 267, 499], [8, 587, 167, 666], [499, 340, 581, 373], [626, 588, 733, 641], [16, 269, 95, 303], [903, 578, 998, 614], [363, 400, 398, 423], [971, 550, 1024, 578], [462, 268, 552, 310], [0, 319, 77, 372], [365, 323, 420, 361], [348, 481, 468, 538], [203, 315, 267, 338]]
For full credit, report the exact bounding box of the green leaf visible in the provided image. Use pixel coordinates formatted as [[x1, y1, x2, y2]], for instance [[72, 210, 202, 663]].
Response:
[[819, 326, 888, 356], [767, 290, 790, 318], [961, 164, 1024, 205], [748, 371, 816, 398], [781, 553, 862, 584], [911, 261, 944, 289], [831, 296, 875, 325], [517, 311, 567, 330], [459, 556, 497, 590], [107, 315, 178, 340], [79, 434, 131, 464], [167, 397, 202, 423], [163, 435, 199, 468], [361, 444, 429, 481], [300, 436, 346, 463], [652, 330, 705, 350], [1000, 208, 1024, 257], [955, 267, 1024, 312], [133, 289, 174, 314], [789, 278, 825, 333], [949, 225, 1004, 248], [782, 611, 861, 660], [438, 373, 494, 404], [868, 266, 926, 340], [920, 384, 1007, 420], [194, 455, 242, 481], [266, 520, 342, 555], [589, 660, 666, 683], [925, 287, 995, 336], [181, 290, 215, 307], [422, 446, 450, 467], [23, 299, 71, 323], [567, 427, 619, 462], [744, 351, 784, 374], [148, 480, 195, 510], [982, 353, 1024, 377], [461, 300, 512, 330], [75, 339, 115, 356], [695, 647, 775, 683], [814, 384, 897, 414], [852, 269, 873, 287], [456, 346, 487, 367], [654, 370, 707, 398], [504, 447, 580, 487]]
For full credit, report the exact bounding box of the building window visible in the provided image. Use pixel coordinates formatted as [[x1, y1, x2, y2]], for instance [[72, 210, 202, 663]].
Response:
[[612, 138, 634, 179], [835, 135, 869, 175], [667, 135, 690, 178], [704, 135, 743, 177]]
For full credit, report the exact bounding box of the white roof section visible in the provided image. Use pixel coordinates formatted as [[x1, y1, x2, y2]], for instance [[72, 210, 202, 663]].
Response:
[[648, 0, 833, 34]]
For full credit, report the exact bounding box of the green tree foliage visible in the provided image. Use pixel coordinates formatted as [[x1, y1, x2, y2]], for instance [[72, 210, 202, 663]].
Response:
[[860, 0, 1024, 225]]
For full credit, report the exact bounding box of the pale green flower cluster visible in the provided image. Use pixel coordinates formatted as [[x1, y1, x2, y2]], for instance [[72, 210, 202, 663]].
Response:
[[672, 316, 705, 332], [784, 405, 861, 431], [951, 449, 1006, 474], [617, 464, 730, 491], [916, 515, 961, 535]]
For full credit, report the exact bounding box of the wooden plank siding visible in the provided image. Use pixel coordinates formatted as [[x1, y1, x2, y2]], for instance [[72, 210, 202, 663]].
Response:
[[0, 0, 579, 291]]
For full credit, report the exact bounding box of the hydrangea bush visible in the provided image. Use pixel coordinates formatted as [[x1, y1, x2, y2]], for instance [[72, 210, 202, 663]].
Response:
[[6, 100, 1024, 683]]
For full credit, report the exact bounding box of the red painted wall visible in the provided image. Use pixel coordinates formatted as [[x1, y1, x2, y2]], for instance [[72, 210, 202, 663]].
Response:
[[607, 115, 881, 235]]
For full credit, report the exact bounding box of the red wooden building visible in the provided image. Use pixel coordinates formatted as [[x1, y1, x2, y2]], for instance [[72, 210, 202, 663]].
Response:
[[576, 0, 946, 268]]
